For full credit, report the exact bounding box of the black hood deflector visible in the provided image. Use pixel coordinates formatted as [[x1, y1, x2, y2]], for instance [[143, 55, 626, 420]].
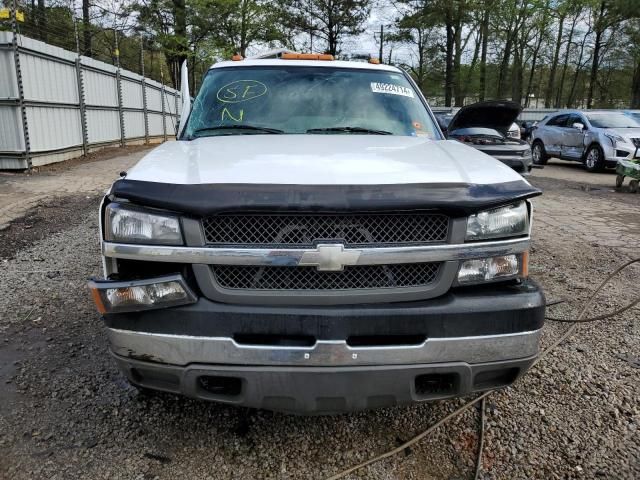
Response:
[[448, 100, 522, 134], [110, 179, 541, 217]]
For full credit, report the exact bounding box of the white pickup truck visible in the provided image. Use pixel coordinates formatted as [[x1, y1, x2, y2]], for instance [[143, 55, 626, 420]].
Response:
[[89, 53, 544, 414]]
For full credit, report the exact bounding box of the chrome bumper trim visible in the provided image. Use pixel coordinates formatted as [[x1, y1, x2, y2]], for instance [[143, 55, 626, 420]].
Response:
[[102, 237, 530, 267], [107, 328, 541, 367]]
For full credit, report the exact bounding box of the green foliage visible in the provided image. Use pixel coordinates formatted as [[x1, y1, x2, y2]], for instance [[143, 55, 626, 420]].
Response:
[[8, 0, 640, 106]]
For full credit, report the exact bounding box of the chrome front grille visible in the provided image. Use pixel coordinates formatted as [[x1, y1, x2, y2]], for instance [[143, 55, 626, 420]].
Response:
[[211, 263, 441, 291], [201, 212, 449, 247]]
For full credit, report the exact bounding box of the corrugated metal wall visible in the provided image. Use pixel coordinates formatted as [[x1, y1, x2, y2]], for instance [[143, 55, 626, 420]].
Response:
[[0, 32, 181, 170]]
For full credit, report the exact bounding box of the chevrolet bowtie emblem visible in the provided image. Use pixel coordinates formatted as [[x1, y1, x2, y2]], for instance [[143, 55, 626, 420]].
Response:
[[299, 244, 361, 271]]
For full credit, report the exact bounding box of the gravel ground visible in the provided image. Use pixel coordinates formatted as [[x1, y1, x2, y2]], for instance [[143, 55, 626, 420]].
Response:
[[0, 174, 638, 479]]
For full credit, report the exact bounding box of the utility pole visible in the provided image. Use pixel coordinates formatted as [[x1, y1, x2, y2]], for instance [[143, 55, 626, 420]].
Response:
[[73, 17, 80, 55], [378, 25, 384, 63], [114, 27, 120, 68], [140, 35, 145, 76]]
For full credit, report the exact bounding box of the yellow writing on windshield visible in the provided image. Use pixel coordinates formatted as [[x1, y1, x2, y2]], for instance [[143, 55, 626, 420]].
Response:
[[221, 108, 244, 122], [217, 80, 267, 104]]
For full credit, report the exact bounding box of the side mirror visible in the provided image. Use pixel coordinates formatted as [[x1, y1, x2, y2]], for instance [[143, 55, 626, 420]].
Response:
[[176, 60, 191, 138], [572, 122, 585, 131]]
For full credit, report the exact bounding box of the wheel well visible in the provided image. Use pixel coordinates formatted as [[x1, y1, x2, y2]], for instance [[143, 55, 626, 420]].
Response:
[[532, 139, 545, 151], [582, 142, 602, 160]]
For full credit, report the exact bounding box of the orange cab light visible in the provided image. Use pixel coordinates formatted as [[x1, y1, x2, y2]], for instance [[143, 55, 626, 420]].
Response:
[[368, 58, 381, 64], [281, 52, 334, 61], [231, 54, 243, 61]]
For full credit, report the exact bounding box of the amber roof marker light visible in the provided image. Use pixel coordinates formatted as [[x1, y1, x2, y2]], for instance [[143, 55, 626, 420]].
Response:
[[280, 52, 335, 61]]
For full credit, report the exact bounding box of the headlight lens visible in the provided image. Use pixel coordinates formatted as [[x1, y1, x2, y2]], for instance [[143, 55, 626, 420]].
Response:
[[466, 202, 528, 241], [105, 203, 182, 245], [89, 276, 197, 313], [605, 133, 626, 146], [457, 253, 527, 285]]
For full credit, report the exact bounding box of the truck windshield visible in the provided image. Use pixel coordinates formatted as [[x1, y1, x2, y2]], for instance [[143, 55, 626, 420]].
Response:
[[585, 113, 640, 128], [183, 66, 439, 139]]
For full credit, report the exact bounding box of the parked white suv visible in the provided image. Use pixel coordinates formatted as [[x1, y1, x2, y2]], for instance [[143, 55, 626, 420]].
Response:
[[89, 54, 544, 414], [531, 110, 640, 171]]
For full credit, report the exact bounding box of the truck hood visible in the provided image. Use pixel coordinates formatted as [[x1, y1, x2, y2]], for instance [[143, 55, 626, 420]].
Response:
[[448, 100, 522, 135], [114, 135, 540, 216], [125, 135, 523, 185]]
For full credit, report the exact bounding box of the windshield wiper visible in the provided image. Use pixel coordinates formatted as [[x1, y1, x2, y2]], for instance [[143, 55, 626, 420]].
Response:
[[190, 125, 284, 138], [306, 126, 392, 135]]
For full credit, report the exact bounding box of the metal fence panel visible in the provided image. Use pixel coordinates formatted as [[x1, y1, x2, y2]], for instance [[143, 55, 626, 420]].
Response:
[[146, 85, 163, 112], [86, 109, 121, 144], [124, 110, 146, 139], [18, 41, 78, 104], [0, 107, 23, 152], [0, 33, 180, 169], [121, 78, 143, 109], [83, 69, 118, 107], [26, 106, 82, 151], [0, 34, 18, 98], [148, 112, 164, 136]]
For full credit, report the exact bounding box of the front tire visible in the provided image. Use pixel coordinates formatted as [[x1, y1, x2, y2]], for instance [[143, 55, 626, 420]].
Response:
[[531, 141, 548, 166], [584, 145, 605, 172]]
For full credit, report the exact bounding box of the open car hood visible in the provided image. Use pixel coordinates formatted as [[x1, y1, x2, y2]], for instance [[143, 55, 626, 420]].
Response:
[[448, 100, 522, 135]]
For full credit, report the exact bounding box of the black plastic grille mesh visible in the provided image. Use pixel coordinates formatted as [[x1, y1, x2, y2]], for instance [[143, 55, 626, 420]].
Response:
[[632, 138, 640, 148], [202, 212, 449, 247], [211, 263, 441, 291]]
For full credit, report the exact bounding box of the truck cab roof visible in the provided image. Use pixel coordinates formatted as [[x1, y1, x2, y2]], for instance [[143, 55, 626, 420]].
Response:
[[209, 58, 402, 73]]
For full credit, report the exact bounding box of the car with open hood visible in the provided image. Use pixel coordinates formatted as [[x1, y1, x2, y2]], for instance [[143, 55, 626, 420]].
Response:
[[445, 100, 533, 175], [88, 53, 544, 414]]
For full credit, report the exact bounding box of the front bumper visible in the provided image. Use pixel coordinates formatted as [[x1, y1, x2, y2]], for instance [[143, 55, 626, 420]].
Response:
[[104, 280, 544, 413], [114, 354, 537, 414], [492, 155, 533, 175], [602, 142, 639, 165]]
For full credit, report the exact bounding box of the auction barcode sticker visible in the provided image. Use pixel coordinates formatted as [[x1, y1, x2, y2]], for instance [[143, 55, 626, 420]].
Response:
[[370, 82, 414, 98]]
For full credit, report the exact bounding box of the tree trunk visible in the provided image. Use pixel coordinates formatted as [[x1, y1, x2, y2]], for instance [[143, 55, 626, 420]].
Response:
[[444, 13, 454, 107], [587, 31, 603, 109], [239, 0, 249, 56], [37, 0, 46, 42], [497, 23, 515, 99], [587, 2, 607, 109], [631, 59, 640, 108], [82, 0, 91, 56], [511, 40, 524, 105], [453, 16, 464, 106], [524, 29, 544, 108], [555, 15, 577, 108], [172, 0, 187, 88], [463, 28, 482, 103], [479, 4, 489, 101], [567, 33, 588, 108], [544, 13, 565, 108], [416, 29, 426, 91]]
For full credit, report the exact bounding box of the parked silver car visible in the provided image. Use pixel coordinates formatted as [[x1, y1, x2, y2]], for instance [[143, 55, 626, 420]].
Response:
[[531, 110, 640, 172]]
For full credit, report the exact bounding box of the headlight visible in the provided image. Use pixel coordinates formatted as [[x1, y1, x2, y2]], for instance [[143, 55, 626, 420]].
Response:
[[605, 133, 626, 147], [466, 202, 529, 241], [457, 253, 528, 285], [105, 203, 183, 245]]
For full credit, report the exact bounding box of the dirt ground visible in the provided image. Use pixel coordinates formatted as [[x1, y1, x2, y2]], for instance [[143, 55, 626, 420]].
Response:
[[0, 156, 638, 479]]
